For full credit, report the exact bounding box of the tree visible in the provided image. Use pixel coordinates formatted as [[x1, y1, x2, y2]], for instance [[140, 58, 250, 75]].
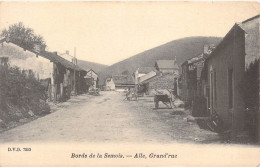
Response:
[[1, 22, 46, 52]]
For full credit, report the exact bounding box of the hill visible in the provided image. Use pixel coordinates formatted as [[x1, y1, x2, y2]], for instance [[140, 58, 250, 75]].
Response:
[[77, 60, 108, 73], [98, 36, 222, 85]]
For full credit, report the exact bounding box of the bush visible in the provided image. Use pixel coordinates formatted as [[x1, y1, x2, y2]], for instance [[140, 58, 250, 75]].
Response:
[[0, 65, 50, 122]]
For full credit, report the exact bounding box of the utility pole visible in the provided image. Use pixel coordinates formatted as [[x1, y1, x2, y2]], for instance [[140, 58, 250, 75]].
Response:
[[73, 47, 76, 95]]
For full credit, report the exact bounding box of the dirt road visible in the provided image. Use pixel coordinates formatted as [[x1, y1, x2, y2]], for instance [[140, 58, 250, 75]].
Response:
[[0, 91, 220, 143]]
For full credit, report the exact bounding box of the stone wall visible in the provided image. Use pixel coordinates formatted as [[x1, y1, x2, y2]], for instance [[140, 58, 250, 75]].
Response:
[[148, 74, 175, 95]]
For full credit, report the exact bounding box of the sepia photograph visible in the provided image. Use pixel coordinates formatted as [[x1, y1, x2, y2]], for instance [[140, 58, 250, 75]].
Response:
[[0, 1, 260, 166]]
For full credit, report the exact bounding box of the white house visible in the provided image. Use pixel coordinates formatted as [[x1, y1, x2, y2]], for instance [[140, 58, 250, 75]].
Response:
[[0, 41, 53, 80]]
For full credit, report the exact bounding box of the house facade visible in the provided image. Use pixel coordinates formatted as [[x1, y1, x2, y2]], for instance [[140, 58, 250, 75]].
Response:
[[203, 24, 246, 134], [197, 15, 260, 142]]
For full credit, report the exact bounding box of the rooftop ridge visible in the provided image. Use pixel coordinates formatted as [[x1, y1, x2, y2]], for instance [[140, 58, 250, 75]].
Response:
[[242, 15, 260, 24]]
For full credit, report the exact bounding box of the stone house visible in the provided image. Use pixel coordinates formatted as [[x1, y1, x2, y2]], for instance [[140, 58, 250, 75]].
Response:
[[140, 73, 177, 96], [198, 15, 260, 142]]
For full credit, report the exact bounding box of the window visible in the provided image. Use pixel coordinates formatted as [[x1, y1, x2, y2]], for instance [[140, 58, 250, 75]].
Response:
[[228, 68, 233, 109]]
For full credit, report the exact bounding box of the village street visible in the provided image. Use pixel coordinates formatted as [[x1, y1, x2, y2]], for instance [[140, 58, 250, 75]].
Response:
[[0, 91, 220, 143]]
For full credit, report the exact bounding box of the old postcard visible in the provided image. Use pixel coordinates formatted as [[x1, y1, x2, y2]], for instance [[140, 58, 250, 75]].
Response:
[[0, 1, 260, 167]]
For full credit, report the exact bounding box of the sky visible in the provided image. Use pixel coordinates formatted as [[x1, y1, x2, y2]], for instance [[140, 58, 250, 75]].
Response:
[[0, 2, 259, 65]]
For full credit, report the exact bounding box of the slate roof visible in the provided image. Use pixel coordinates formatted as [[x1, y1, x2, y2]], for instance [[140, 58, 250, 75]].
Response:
[[155, 60, 179, 70]]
